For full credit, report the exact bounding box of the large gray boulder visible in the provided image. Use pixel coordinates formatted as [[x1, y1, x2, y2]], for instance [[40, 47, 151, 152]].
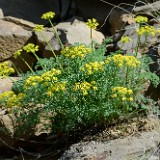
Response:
[[55, 18, 105, 45], [0, 19, 33, 62], [59, 131, 160, 160]]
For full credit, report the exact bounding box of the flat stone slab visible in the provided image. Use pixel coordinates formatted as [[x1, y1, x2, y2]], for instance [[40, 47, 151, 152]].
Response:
[[0, 77, 18, 93], [59, 131, 160, 160]]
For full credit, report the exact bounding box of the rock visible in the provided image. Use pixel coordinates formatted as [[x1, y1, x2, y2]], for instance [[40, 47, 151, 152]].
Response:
[[3, 16, 36, 30], [59, 131, 160, 160], [148, 155, 159, 160], [55, 18, 105, 45], [0, 114, 15, 147], [0, 77, 18, 94], [0, 8, 4, 19], [35, 28, 56, 50], [9, 51, 36, 73], [0, 0, 60, 25], [109, 10, 133, 34], [117, 23, 160, 54], [35, 28, 61, 58], [0, 19, 33, 62]]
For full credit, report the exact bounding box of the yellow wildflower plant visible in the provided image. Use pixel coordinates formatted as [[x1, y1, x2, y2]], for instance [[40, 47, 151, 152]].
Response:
[[0, 91, 15, 102], [120, 36, 131, 43], [34, 25, 45, 32], [0, 61, 15, 77], [24, 68, 61, 89], [136, 25, 155, 36], [24, 75, 43, 89], [81, 61, 105, 75], [61, 45, 91, 59], [47, 81, 66, 96], [74, 81, 97, 96], [112, 86, 134, 102], [86, 18, 99, 30], [6, 93, 25, 108], [134, 16, 148, 23], [23, 43, 39, 54], [41, 11, 55, 20], [105, 54, 141, 68], [41, 68, 61, 82]]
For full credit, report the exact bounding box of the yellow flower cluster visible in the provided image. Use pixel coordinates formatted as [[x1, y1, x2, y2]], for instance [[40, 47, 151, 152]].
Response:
[[34, 25, 45, 32], [74, 81, 97, 96], [23, 43, 39, 54], [47, 82, 66, 96], [112, 87, 134, 102], [134, 16, 148, 23], [81, 61, 105, 75], [24, 68, 61, 89], [136, 26, 155, 36], [0, 61, 15, 77], [0, 91, 15, 101], [24, 75, 43, 89], [6, 93, 25, 108], [86, 18, 99, 30], [120, 36, 131, 43], [41, 68, 61, 83], [14, 49, 23, 58], [0, 91, 25, 107], [61, 45, 91, 58], [105, 54, 141, 68], [41, 11, 55, 20]]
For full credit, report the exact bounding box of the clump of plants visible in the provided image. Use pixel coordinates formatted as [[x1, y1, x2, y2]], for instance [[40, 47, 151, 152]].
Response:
[[0, 13, 159, 136]]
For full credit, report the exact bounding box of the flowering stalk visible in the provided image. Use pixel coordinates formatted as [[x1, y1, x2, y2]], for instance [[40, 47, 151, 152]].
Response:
[[40, 31, 57, 58], [14, 49, 34, 73], [86, 18, 99, 51], [23, 43, 40, 61], [48, 19, 63, 49], [41, 11, 63, 49], [34, 25, 57, 58], [19, 55, 34, 73], [120, 36, 131, 50]]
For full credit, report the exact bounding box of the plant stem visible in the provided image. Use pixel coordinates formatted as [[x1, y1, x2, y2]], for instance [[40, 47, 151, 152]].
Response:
[[49, 19, 64, 49], [40, 31, 57, 59], [19, 55, 34, 73], [135, 34, 141, 57], [135, 23, 142, 57], [32, 52, 40, 61], [90, 28, 94, 50]]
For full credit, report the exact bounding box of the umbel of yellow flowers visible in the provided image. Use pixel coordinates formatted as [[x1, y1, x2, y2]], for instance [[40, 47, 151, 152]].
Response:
[[41, 11, 55, 20], [86, 18, 99, 30]]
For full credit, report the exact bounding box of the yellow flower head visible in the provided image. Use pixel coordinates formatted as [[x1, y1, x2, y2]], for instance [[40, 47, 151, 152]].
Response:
[[23, 43, 39, 54], [41, 11, 55, 20], [136, 26, 155, 36], [74, 81, 97, 96], [61, 45, 91, 59], [105, 54, 141, 68], [111, 86, 134, 102], [86, 18, 99, 30], [134, 16, 148, 23], [81, 61, 104, 75], [120, 36, 131, 43], [34, 25, 45, 32], [14, 49, 23, 58], [47, 81, 66, 95], [0, 91, 15, 102], [0, 61, 15, 77]]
